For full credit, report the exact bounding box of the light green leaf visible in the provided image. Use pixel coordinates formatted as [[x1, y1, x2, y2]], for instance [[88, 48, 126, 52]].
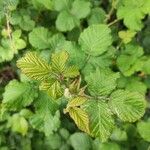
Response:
[[118, 30, 136, 44], [85, 68, 120, 97], [9, 113, 28, 136], [67, 97, 87, 108], [88, 7, 106, 25], [55, 41, 86, 69], [79, 24, 112, 56], [51, 51, 69, 73], [52, 51, 69, 73], [109, 90, 146, 122], [4, 0, 19, 11], [0, 30, 26, 63], [28, 91, 60, 135], [68, 107, 89, 133], [93, 141, 121, 150], [71, 0, 91, 19], [69, 132, 92, 150], [83, 100, 115, 142], [10, 10, 35, 31], [36, 0, 53, 10], [54, 0, 73, 11], [2, 80, 37, 110], [63, 66, 79, 78], [56, 10, 80, 32], [117, 0, 150, 31], [117, 44, 144, 76], [29, 27, 51, 49], [142, 58, 150, 74], [34, 91, 59, 115], [40, 80, 63, 99], [137, 121, 150, 142], [30, 111, 60, 137], [110, 128, 127, 141], [17, 52, 52, 81], [49, 33, 66, 50]]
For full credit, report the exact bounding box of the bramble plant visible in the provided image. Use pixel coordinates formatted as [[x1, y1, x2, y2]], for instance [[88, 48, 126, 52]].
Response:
[[0, 0, 150, 150]]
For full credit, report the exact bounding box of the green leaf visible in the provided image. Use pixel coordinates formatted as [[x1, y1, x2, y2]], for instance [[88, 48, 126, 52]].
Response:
[[9, 113, 28, 136], [85, 68, 120, 97], [2, 80, 37, 110], [71, 0, 91, 19], [68, 107, 89, 133], [83, 100, 115, 142], [10, 10, 35, 31], [49, 33, 66, 50], [109, 90, 146, 122], [67, 97, 87, 108], [0, 30, 26, 63], [51, 51, 69, 73], [142, 58, 150, 74], [117, 44, 144, 76], [79, 24, 112, 56], [117, 0, 150, 31], [65, 97, 89, 133], [137, 121, 150, 142], [30, 111, 60, 137], [110, 128, 127, 141], [4, 0, 19, 11], [29, 27, 51, 49], [55, 41, 86, 69], [69, 132, 92, 150], [30, 90, 60, 136], [36, 0, 53, 10], [63, 66, 79, 78], [88, 7, 106, 25], [118, 30, 136, 44], [56, 10, 80, 32], [17, 52, 52, 81], [40, 80, 63, 99], [93, 141, 121, 150], [34, 91, 59, 115], [82, 46, 116, 76], [54, 0, 73, 11]]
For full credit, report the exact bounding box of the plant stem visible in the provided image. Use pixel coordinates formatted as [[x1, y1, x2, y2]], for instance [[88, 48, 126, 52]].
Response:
[[108, 19, 119, 27]]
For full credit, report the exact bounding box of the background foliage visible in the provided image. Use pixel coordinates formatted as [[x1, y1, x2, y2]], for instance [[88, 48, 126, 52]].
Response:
[[0, 0, 150, 150]]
